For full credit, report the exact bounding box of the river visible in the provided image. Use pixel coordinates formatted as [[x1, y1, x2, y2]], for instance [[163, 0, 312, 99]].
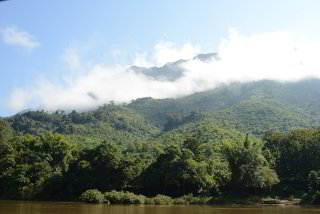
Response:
[[0, 201, 320, 214]]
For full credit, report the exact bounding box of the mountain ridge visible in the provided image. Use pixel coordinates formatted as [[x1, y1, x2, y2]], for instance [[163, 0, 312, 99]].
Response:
[[4, 78, 320, 144], [130, 52, 218, 81]]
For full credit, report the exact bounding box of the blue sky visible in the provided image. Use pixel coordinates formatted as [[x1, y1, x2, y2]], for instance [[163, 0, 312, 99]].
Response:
[[1, 0, 320, 116]]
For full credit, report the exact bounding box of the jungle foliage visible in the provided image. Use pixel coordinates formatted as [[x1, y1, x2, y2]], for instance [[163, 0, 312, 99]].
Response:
[[1, 79, 320, 203]]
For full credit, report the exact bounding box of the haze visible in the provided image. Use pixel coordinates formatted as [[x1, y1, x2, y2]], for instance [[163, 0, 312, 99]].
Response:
[[1, 0, 320, 115]]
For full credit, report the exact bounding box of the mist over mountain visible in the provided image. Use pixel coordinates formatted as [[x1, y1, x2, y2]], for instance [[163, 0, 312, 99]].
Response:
[[5, 78, 320, 144], [8, 30, 320, 113], [130, 53, 218, 81], [3, 77, 320, 202], [4, 0, 320, 204]]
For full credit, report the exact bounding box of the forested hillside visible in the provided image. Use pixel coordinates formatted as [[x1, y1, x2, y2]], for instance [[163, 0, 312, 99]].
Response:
[[7, 79, 320, 140], [1, 79, 320, 203]]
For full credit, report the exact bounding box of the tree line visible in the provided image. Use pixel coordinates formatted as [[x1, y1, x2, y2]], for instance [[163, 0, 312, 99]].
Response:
[[0, 120, 320, 204]]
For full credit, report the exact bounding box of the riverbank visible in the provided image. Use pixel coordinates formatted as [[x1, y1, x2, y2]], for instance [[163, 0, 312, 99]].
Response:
[[260, 198, 301, 205], [79, 189, 302, 205]]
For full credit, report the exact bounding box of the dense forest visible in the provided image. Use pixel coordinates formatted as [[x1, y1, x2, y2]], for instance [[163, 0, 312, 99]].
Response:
[[1, 79, 320, 204]]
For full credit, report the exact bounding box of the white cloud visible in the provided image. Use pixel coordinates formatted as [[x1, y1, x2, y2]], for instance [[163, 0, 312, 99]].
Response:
[[7, 29, 320, 112], [8, 88, 33, 111], [1, 26, 41, 51], [134, 41, 201, 67], [133, 52, 152, 67], [152, 41, 201, 66]]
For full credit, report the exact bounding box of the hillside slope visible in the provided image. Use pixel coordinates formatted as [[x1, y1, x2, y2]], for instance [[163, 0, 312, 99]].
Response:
[[5, 79, 320, 143]]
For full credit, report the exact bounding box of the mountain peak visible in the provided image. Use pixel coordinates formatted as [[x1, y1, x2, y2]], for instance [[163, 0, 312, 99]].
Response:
[[193, 53, 219, 61], [130, 53, 217, 81]]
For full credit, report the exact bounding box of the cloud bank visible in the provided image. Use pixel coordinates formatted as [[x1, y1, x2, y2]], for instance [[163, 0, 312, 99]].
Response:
[[8, 29, 320, 112], [133, 41, 201, 67], [1, 26, 41, 51]]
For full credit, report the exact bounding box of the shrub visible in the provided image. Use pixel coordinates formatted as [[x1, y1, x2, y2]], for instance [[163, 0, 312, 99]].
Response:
[[104, 190, 146, 204], [176, 194, 212, 204], [307, 191, 320, 205], [79, 189, 105, 203], [302, 171, 320, 204], [261, 197, 281, 204], [146, 194, 173, 205], [173, 197, 186, 204]]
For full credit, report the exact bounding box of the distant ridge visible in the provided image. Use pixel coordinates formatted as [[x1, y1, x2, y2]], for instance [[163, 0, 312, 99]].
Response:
[[130, 53, 218, 81]]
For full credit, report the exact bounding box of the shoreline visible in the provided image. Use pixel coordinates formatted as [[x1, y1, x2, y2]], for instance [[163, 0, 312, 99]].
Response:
[[0, 198, 303, 206]]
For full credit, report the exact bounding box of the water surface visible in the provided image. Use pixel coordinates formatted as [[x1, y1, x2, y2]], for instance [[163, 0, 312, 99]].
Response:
[[1, 201, 320, 214]]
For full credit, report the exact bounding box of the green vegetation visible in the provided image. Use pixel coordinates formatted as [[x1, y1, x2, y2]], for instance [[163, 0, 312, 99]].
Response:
[[223, 135, 279, 195], [104, 190, 146, 204], [174, 194, 212, 204], [303, 171, 320, 204], [264, 129, 320, 196], [79, 189, 105, 203], [77, 190, 282, 205], [1, 79, 320, 204]]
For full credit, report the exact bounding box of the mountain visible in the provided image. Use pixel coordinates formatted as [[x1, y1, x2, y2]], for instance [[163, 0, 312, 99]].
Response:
[[193, 53, 219, 61], [4, 78, 320, 144], [130, 79, 320, 134], [130, 53, 218, 81], [3, 54, 320, 201]]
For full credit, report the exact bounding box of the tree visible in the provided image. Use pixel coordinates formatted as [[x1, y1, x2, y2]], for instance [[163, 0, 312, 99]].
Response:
[[66, 141, 138, 197], [304, 170, 320, 204], [0, 120, 13, 143], [141, 139, 230, 197], [0, 133, 75, 199], [223, 137, 279, 195], [264, 129, 320, 195]]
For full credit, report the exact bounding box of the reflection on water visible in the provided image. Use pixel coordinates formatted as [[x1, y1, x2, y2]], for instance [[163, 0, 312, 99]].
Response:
[[0, 201, 320, 214]]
